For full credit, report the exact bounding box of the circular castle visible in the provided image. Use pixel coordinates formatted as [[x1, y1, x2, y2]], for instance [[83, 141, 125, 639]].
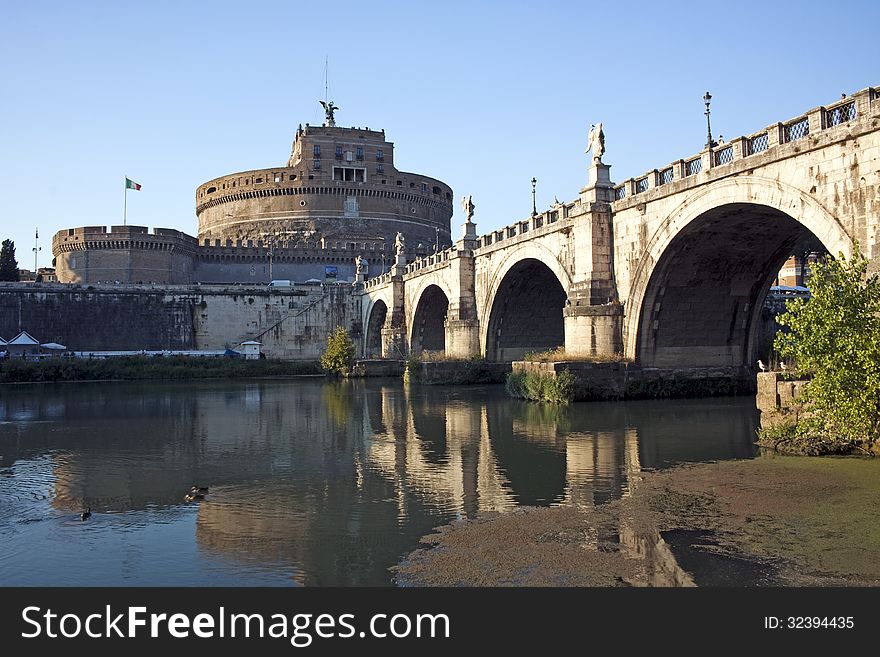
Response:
[[53, 109, 454, 285]]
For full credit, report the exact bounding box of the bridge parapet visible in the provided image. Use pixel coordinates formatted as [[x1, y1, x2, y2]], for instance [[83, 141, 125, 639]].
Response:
[[363, 271, 394, 290], [474, 207, 576, 252], [403, 245, 456, 277], [612, 86, 879, 207]]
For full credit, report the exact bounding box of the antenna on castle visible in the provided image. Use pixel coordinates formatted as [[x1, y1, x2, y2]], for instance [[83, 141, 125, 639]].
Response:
[[324, 55, 329, 105], [33, 227, 41, 274]]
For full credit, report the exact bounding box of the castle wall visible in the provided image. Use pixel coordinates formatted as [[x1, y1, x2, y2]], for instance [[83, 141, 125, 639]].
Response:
[[0, 285, 196, 350], [0, 283, 361, 359], [195, 124, 454, 249], [52, 226, 198, 285]]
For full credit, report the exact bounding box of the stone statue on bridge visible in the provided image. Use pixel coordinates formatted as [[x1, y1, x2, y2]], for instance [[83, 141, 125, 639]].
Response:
[[355, 254, 365, 277], [586, 123, 605, 163], [394, 231, 405, 256], [461, 195, 475, 223]]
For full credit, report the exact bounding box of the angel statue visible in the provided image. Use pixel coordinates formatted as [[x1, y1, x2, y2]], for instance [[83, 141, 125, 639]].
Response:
[[394, 231, 405, 256], [320, 100, 339, 127], [461, 195, 475, 222], [586, 122, 605, 162], [355, 255, 365, 276]]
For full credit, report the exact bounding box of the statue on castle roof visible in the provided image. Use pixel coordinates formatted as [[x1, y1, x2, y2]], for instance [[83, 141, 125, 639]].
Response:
[[394, 231, 405, 256], [586, 122, 605, 163], [461, 195, 475, 223], [320, 100, 339, 127]]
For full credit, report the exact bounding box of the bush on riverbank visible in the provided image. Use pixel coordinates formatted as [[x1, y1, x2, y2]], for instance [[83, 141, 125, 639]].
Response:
[[505, 369, 575, 403], [320, 327, 356, 377], [0, 356, 321, 383], [766, 245, 880, 455]]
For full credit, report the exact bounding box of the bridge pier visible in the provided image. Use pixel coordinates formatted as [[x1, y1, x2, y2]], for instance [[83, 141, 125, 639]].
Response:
[[380, 257, 408, 358], [444, 319, 480, 358], [443, 218, 482, 359], [560, 163, 623, 358], [563, 301, 623, 358]]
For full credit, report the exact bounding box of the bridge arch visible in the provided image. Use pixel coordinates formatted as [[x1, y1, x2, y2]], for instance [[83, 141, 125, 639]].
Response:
[[625, 176, 853, 368], [364, 298, 388, 358], [409, 284, 450, 355], [481, 244, 572, 360], [362, 288, 394, 358]]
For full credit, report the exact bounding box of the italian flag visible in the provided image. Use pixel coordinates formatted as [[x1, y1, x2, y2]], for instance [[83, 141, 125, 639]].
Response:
[[125, 177, 142, 190]]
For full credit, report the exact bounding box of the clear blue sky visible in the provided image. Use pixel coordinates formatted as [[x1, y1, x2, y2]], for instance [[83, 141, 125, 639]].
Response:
[[1, 0, 877, 270]]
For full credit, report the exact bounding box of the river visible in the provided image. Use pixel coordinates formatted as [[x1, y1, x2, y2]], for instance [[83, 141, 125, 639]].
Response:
[[0, 378, 759, 586]]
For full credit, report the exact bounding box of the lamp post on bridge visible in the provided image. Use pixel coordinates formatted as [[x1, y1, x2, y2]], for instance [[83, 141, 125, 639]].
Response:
[[531, 177, 537, 217], [704, 91, 715, 149]]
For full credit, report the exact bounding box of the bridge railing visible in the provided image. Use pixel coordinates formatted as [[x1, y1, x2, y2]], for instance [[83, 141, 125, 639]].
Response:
[[403, 245, 457, 275], [614, 86, 877, 204], [363, 271, 393, 289], [474, 204, 570, 250]]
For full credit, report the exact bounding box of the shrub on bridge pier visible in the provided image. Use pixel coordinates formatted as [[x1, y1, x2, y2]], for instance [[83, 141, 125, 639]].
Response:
[[505, 369, 576, 404]]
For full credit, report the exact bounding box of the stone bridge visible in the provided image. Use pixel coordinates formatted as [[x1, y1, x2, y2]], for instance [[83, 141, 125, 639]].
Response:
[[360, 87, 880, 369]]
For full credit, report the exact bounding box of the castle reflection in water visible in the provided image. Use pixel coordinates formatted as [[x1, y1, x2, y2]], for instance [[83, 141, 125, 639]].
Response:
[[0, 380, 758, 585]]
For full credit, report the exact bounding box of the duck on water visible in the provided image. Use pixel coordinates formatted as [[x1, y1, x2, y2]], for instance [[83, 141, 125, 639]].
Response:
[[185, 486, 209, 502]]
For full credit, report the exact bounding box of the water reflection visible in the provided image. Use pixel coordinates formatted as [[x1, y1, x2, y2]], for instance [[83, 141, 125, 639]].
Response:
[[0, 379, 758, 586]]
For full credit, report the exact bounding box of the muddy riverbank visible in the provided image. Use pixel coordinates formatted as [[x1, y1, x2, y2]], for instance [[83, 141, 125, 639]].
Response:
[[394, 453, 880, 586]]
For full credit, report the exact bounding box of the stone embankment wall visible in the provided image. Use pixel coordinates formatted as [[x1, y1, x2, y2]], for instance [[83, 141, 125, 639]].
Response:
[[0, 283, 359, 359], [755, 371, 808, 426], [512, 361, 754, 401]]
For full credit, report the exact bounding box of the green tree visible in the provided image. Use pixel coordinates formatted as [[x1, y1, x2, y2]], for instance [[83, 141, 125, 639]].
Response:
[[774, 244, 880, 448], [0, 239, 20, 281], [320, 326, 356, 376]]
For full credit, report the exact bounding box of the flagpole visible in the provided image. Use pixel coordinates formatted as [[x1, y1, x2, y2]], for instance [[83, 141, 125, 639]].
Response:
[[124, 176, 127, 226]]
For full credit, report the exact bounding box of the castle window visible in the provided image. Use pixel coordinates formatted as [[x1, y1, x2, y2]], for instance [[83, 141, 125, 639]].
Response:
[[432, 186, 441, 195], [274, 173, 282, 183], [376, 149, 384, 161], [421, 183, 428, 193], [396, 180, 402, 186], [410, 182, 415, 188], [333, 166, 366, 182], [313, 145, 321, 157], [345, 151, 354, 162], [313, 160, 321, 170], [377, 164, 384, 174], [335, 146, 343, 160], [207, 186, 216, 194], [255, 177, 263, 184], [356, 146, 364, 161]]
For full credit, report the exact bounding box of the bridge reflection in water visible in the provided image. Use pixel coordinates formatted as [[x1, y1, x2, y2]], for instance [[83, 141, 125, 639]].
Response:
[[0, 379, 758, 585]]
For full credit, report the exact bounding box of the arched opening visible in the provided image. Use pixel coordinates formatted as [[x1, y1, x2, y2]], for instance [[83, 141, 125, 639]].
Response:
[[485, 258, 567, 361], [365, 300, 387, 358], [636, 203, 826, 368], [410, 285, 449, 355]]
